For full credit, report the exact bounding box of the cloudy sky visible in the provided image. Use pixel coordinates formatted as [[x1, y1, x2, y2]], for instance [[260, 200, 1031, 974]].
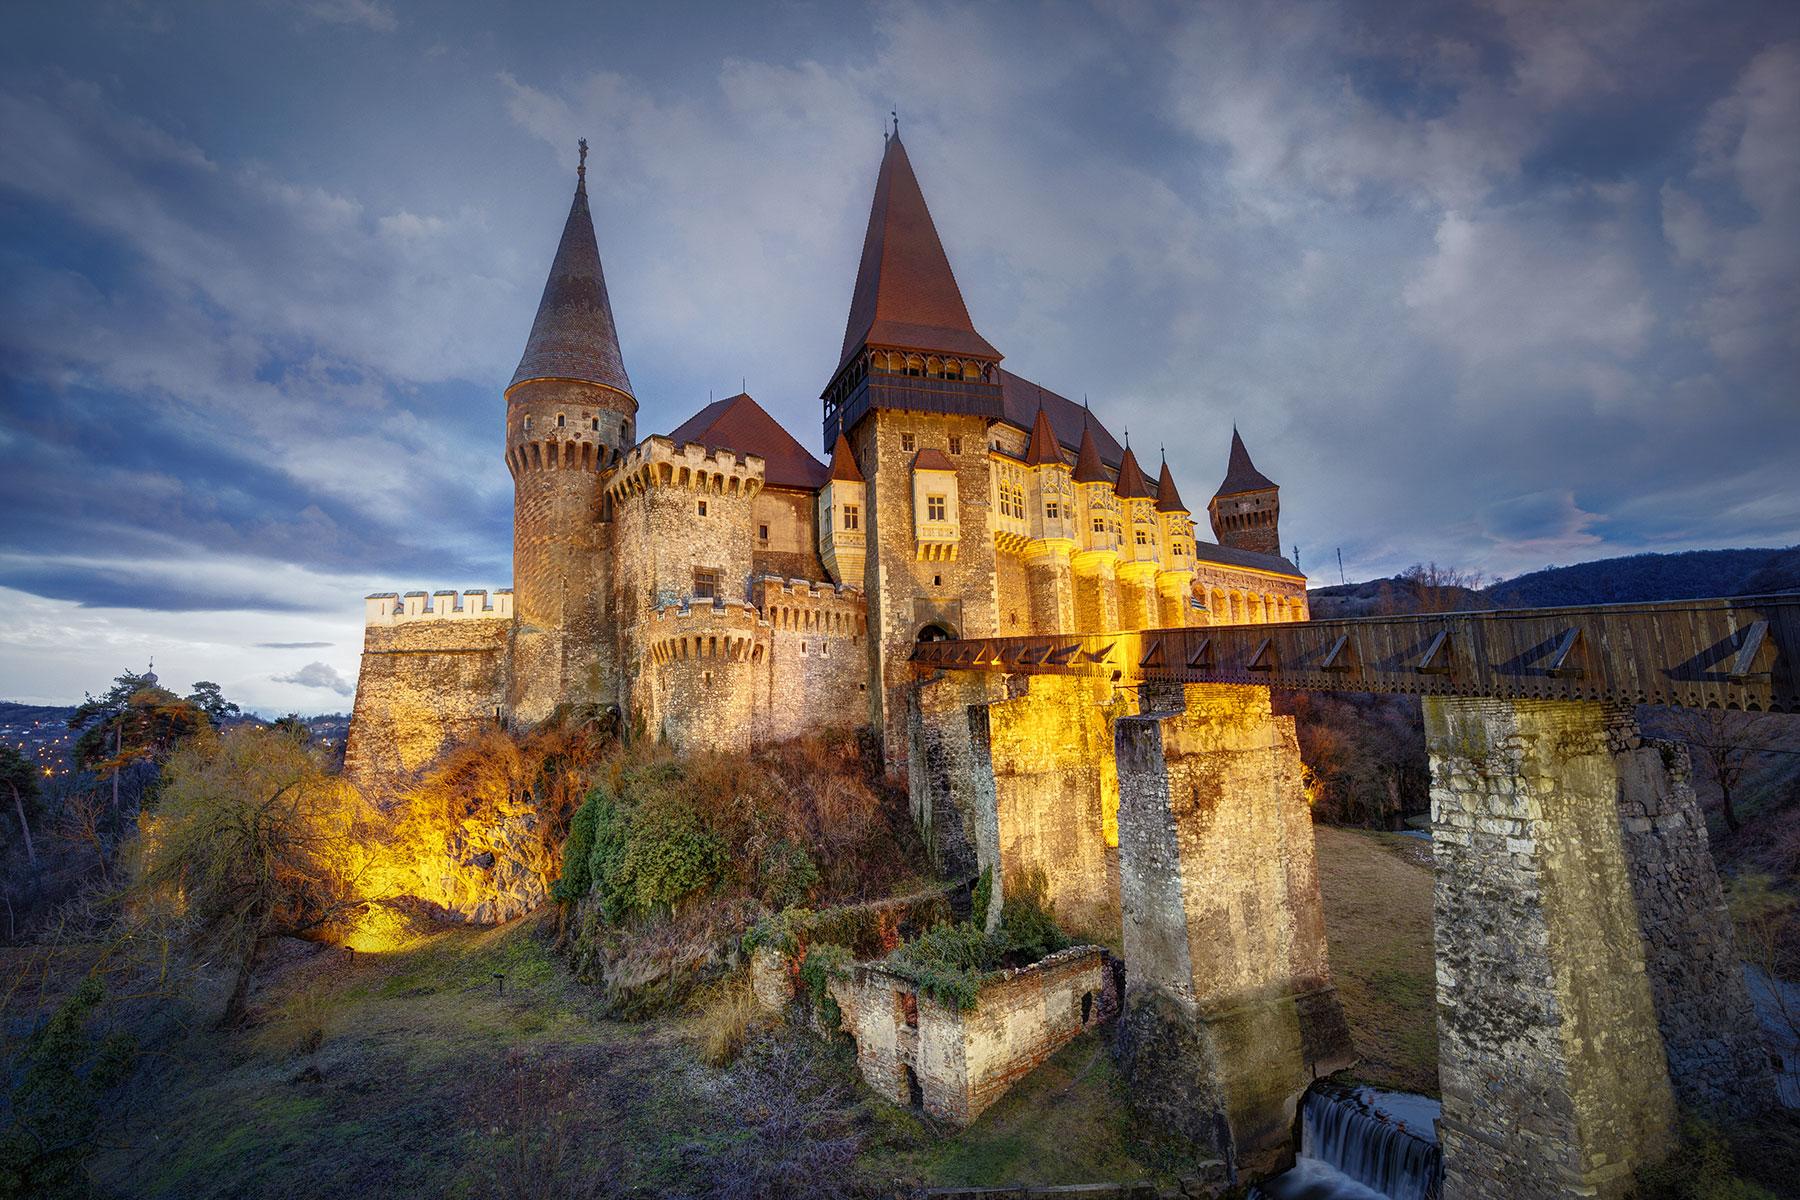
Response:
[[2, 0, 1796, 713]]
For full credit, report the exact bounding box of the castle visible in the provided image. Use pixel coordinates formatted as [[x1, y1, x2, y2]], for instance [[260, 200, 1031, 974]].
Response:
[[344, 130, 1307, 788]]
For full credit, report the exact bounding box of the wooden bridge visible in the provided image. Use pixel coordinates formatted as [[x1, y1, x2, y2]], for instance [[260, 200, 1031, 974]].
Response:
[[910, 592, 1798, 712], [903, 592, 1797, 1197]]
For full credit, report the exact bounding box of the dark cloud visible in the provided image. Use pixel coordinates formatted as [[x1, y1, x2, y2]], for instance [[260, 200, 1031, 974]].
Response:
[[0, 0, 1795, 707]]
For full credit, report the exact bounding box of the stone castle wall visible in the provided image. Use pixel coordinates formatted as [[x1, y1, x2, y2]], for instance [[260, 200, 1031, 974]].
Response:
[[344, 590, 512, 793], [754, 576, 868, 743]]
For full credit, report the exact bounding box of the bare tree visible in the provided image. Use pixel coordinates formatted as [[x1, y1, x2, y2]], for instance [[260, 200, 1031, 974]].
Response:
[[1668, 708, 1783, 833]]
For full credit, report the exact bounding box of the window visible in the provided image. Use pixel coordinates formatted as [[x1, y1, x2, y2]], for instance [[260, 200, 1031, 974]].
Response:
[[842, 504, 860, 530], [949, 436, 962, 455], [1093, 517, 1107, 534], [523, 415, 532, 431], [901, 433, 916, 453], [926, 495, 947, 522], [557, 413, 566, 428], [591, 417, 599, 431], [932, 574, 942, 587], [1136, 529, 1150, 546], [692, 569, 720, 599], [697, 500, 708, 516], [758, 523, 769, 541], [1046, 501, 1060, 520]]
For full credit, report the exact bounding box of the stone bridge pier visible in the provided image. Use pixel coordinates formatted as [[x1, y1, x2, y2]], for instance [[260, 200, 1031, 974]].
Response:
[[1424, 697, 1773, 1200], [910, 673, 1355, 1171], [1113, 682, 1354, 1174]]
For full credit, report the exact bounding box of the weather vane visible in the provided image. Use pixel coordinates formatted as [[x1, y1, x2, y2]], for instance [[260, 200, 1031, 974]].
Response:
[[577, 138, 588, 185]]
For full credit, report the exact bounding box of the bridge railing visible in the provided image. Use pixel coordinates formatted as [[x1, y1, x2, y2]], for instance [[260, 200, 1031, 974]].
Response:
[[909, 593, 1799, 712]]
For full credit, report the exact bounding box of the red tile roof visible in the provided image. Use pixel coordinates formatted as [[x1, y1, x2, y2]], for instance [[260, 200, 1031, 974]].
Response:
[[827, 433, 863, 483], [838, 134, 1000, 372], [1216, 427, 1277, 497], [511, 167, 634, 398], [1155, 459, 1188, 513], [913, 448, 956, 471], [1072, 419, 1109, 484], [667, 393, 829, 490], [1114, 445, 1155, 500], [1024, 404, 1061, 466]]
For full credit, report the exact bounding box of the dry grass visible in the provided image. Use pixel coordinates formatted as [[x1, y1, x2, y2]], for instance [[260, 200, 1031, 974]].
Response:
[[1312, 824, 1440, 1095], [692, 972, 768, 1066]]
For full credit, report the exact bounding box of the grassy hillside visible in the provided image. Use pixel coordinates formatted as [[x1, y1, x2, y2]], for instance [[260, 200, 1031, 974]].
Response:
[[17, 827, 1439, 1197]]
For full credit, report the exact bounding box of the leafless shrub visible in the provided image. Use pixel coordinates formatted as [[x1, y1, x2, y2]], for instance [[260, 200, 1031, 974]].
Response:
[[701, 1032, 867, 1200]]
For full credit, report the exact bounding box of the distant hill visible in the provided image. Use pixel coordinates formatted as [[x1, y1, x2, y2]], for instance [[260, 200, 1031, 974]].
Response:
[[1311, 546, 1800, 618]]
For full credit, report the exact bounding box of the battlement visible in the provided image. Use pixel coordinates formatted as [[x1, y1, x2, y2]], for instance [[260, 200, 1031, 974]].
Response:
[[365, 588, 514, 626], [646, 597, 769, 664], [751, 575, 868, 638], [605, 435, 766, 502]]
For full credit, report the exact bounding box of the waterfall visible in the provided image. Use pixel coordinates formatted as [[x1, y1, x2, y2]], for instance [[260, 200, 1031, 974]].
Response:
[[1251, 1086, 1443, 1200]]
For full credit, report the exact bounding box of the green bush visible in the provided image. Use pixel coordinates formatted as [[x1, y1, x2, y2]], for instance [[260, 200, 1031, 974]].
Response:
[[799, 943, 855, 1030], [996, 866, 1069, 961], [882, 922, 1002, 1011], [1636, 1118, 1776, 1199], [758, 838, 820, 910], [971, 865, 993, 929], [743, 906, 814, 957], [549, 794, 600, 905]]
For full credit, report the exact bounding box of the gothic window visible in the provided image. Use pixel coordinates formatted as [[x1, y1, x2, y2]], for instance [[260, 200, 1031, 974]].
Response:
[[926, 495, 947, 522], [692, 569, 719, 599], [901, 433, 916, 453], [998, 480, 1025, 520], [904, 355, 924, 377], [842, 504, 860, 530], [963, 361, 981, 380]]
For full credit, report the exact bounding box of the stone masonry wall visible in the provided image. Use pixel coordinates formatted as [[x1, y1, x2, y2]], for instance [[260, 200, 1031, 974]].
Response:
[[907, 671, 1004, 890], [1424, 696, 1677, 1200], [1608, 713, 1775, 1117], [756, 576, 868, 744], [345, 614, 510, 795], [1114, 682, 1352, 1172]]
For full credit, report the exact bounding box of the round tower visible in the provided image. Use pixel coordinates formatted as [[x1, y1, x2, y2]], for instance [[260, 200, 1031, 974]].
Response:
[[505, 140, 636, 725], [1208, 427, 1281, 559]]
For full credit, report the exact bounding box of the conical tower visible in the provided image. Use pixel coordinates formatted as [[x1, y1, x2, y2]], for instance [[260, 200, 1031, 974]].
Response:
[[1208, 427, 1281, 558], [505, 140, 634, 724]]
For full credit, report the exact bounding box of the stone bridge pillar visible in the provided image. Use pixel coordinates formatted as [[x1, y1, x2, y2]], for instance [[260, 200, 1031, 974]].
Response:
[[1424, 697, 1772, 1200], [1114, 682, 1354, 1175]]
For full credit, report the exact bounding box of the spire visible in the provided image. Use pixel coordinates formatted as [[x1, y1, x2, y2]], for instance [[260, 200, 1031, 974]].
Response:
[[1216, 426, 1277, 497], [1114, 443, 1155, 500], [1025, 401, 1061, 466], [1154, 458, 1187, 513], [1072, 414, 1109, 484], [510, 141, 634, 398], [828, 433, 864, 483], [838, 130, 999, 372]]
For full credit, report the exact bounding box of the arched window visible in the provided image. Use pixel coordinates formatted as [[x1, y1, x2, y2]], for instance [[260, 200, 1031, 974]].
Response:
[[904, 354, 924, 377], [926, 356, 942, 378]]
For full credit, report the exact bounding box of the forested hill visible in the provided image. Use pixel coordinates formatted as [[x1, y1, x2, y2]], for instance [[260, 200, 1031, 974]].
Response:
[[1311, 546, 1800, 618], [1489, 546, 1800, 607]]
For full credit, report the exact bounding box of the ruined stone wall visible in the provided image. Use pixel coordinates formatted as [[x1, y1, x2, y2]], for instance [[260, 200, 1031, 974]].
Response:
[[906, 671, 1004, 888], [1610, 718, 1775, 1117], [1113, 682, 1351, 1171], [829, 946, 1114, 1126], [754, 576, 868, 744], [1424, 697, 1677, 1200], [969, 673, 1126, 938], [859, 410, 998, 769], [345, 590, 511, 795]]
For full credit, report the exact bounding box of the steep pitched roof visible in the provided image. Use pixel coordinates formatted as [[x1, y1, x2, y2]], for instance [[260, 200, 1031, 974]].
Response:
[[1072, 419, 1109, 484], [996, 370, 1124, 468], [838, 133, 1000, 371], [827, 433, 863, 483], [1216, 427, 1277, 497], [1154, 459, 1188, 513], [1114, 445, 1155, 499], [667, 393, 828, 490], [511, 161, 634, 397], [1024, 404, 1062, 467]]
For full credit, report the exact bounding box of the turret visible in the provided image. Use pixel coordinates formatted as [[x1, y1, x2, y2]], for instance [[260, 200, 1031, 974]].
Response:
[[1154, 456, 1198, 625], [504, 139, 635, 724], [1112, 441, 1160, 629], [818, 433, 867, 587], [1208, 427, 1281, 559]]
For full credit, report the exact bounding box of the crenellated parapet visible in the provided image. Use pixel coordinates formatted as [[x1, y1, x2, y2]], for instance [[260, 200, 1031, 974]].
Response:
[[603, 436, 765, 503], [752, 575, 867, 639], [365, 589, 514, 625], [644, 597, 770, 665]]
